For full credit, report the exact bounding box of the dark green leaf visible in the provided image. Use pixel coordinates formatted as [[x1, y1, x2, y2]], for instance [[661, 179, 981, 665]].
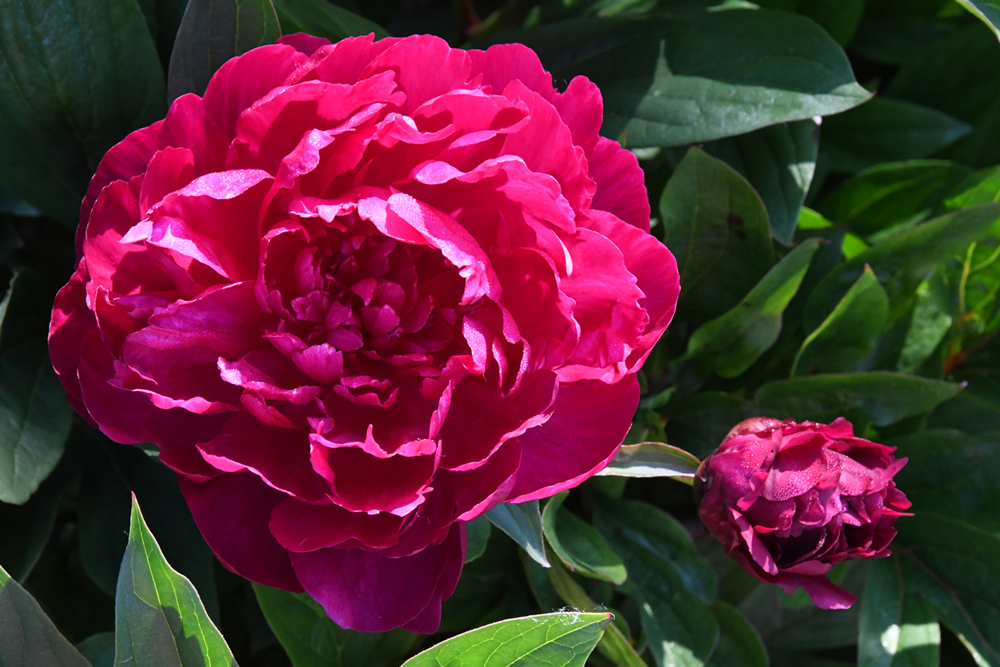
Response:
[[897, 515, 1000, 667], [168, 0, 281, 102], [273, 0, 388, 40], [465, 516, 492, 564], [663, 392, 756, 460], [955, 1, 1000, 42], [77, 632, 116, 667], [705, 120, 818, 244], [78, 440, 218, 620], [596, 442, 700, 482], [545, 555, 648, 667], [817, 161, 974, 238], [859, 557, 940, 667], [542, 492, 627, 585], [114, 496, 234, 667], [821, 98, 971, 173], [755, 372, 961, 426], [0, 339, 72, 505], [661, 147, 774, 325], [0, 563, 91, 667], [896, 284, 951, 375], [706, 602, 768, 667], [792, 266, 890, 376], [400, 612, 612, 667], [891, 429, 1000, 532], [805, 204, 1000, 326], [688, 238, 821, 377], [594, 499, 719, 667], [0, 0, 166, 226], [500, 9, 870, 148], [0, 438, 81, 581], [486, 500, 549, 568], [798, 0, 865, 45], [254, 585, 417, 667]]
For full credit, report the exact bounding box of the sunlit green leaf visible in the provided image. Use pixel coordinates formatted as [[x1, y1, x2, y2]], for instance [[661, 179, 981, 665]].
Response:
[[114, 496, 234, 667], [542, 492, 627, 585], [596, 442, 699, 482], [400, 612, 612, 667], [273, 0, 388, 40]]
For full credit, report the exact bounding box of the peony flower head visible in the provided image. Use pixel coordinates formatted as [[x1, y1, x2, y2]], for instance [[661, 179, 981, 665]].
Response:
[[694, 417, 911, 609], [48, 33, 679, 632]]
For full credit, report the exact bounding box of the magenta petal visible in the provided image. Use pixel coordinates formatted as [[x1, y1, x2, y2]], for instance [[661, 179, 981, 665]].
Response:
[[588, 138, 651, 231], [48, 261, 94, 412], [506, 377, 639, 503], [179, 472, 303, 592], [291, 523, 465, 633], [776, 573, 857, 610], [278, 32, 332, 56]]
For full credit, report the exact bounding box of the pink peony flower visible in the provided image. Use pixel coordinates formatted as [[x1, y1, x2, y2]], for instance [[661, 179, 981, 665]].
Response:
[[48, 33, 679, 632], [694, 417, 911, 609]]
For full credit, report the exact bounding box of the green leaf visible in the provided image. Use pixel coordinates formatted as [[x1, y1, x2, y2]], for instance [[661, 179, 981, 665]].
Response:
[[897, 515, 1000, 667], [78, 440, 218, 620], [594, 499, 719, 667], [705, 120, 818, 244], [817, 161, 974, 239], [755, 372, 961, 427], [805, 203, 1000, 326], [595, 442, 700, 482], [706, 602, 768, 667], [254, 585, 417, 667], [115, 496, 234, 667], [661, 147, 774, 325], [663, 392, 756, 460], [891, 429, 1000, 533], [0, 0, 166, 226], [955, 0, 1000, 43], [486, 500, 550, 568], [820, 98, 971, 173], [499, 8, 870, 148], [77, 632, 116, 667], [0, 563, 92, 667], [0, 439, 81, 581], [273, 0, 388, 40], [688, 238, 822, 377], [545, 555, 648, 667], [0, 340, 73, 505], [859, 558, 940, 667], [542, 492, 627, 585], [792, 266, 890, 376], [465, 516, 492, 564], [797, 0, 865, 46], [168, 0, 281, 102], [400, 612, 612, 667]]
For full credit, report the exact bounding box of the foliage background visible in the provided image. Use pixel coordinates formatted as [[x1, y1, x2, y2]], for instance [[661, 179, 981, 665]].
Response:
[[2, 0, 1000, 665]]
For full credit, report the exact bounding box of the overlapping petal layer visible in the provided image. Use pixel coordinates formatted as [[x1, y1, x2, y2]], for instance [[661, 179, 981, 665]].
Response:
[[49, 33, 679, 632], [695, 418, 911, 609]]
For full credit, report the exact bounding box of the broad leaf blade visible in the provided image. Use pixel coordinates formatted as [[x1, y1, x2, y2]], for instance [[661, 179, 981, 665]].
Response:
[[706, 602, 768, 667], [818, 161, 974, 238], [542, 492, 627, 585], [596, 442, 700, 482], [792, 266, 890, 376], [688, 238, 821, 377], [955, 0, 1000, 43], [594, 499, 719, 667], [486, 500, 549, 567], [254, 585, 416, 667], [706, 120, 818, 244], [0, 0, 166, 226], [859, 557, 940, 667], [821, 98, 971, 173], [0, 563, 91, 667], [504, 9, 870, 147], [661, 147, 774, 325], [273, 0, 388, 40], [115, 496, 235, 667], [400, 612, 612, 667], [464, 516, 492, 564], [755, 372, 961, 427], [168, 0, 281, 102]]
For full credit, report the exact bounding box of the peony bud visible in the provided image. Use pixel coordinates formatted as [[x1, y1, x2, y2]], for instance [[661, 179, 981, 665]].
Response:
[[694, 417, 911, 609]]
